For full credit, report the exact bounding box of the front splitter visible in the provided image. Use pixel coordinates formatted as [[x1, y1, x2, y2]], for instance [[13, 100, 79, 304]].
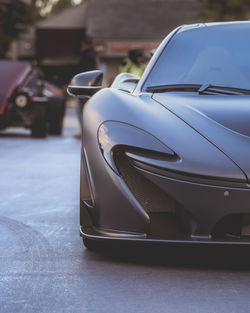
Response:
[[80, 226, 250, 246]]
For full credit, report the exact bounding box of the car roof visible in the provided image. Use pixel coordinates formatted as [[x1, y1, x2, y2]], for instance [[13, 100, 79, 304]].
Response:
[[0, 61, 31, 114], [179, 20, 250, 32], [135, 20, 250, 93]]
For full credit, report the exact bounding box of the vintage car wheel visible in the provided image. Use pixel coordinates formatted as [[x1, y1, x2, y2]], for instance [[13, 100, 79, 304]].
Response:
[[48, 98, 65, 135], [31, 105, 47, 138], [48, 116, 63, 135]]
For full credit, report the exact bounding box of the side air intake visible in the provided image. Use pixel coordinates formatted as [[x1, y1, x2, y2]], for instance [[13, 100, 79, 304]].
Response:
[[114, 150, 195, 237]]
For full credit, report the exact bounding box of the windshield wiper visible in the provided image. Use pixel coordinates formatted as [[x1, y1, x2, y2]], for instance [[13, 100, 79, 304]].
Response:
[[198, 84, 250, 95], [146, 83, 250, 95], [146, 84, 201, 93]]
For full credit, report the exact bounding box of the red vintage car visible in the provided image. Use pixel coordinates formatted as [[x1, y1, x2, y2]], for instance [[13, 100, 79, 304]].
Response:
[[0, 60, 65, 137]]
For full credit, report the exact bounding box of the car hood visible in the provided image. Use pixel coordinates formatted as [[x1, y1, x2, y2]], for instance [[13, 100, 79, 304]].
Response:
[[0, 61, 31, 115], [153, 93, 250, 182]]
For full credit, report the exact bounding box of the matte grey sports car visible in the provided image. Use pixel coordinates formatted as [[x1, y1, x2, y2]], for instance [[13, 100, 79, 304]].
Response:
[[69, 22, 250, 250]]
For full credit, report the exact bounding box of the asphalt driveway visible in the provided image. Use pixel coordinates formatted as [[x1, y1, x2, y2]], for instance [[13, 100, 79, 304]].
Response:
[[0, 107, 250, 313]]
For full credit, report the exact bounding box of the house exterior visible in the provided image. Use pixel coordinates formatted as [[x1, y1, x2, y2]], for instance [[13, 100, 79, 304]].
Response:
[[17, 0, 202, 84], [84, 0, 202, 83]]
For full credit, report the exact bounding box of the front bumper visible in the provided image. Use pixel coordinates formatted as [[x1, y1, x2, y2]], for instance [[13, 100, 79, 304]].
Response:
[[81, 146, 250, 246]]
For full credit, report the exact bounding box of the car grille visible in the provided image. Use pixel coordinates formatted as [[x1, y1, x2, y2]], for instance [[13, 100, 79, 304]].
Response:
[[115, 150, 176, 213]]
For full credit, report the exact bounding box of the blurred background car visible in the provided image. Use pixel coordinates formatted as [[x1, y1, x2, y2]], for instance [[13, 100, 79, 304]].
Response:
[[0, 60, 66, 138]]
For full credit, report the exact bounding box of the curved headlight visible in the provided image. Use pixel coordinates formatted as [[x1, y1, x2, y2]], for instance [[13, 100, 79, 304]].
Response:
[[15, 94, 29, 108], [98, 121, 178, 173]]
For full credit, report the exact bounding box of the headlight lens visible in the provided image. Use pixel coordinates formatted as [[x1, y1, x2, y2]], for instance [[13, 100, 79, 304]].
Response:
[[98, 121, 177, 173]]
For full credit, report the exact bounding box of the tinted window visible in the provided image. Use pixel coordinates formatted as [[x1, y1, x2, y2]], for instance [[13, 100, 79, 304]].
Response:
[[144, 24, 250, 90]]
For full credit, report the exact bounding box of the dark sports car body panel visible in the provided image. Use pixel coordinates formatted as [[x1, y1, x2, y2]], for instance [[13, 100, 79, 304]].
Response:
[[69, 21, 250, 248], [153, 93, 250, 182], [80, 88, 250, 245]]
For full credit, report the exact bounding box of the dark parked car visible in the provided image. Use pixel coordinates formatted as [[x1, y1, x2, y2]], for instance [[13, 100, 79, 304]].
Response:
[[68, 21, 250, 250], [0, 60, 65, 137]]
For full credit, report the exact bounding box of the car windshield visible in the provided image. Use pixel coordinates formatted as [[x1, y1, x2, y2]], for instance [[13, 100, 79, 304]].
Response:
[[144, 23, 250, 92]]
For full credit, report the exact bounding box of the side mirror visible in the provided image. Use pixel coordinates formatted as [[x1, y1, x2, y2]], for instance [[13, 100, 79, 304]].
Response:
[[67, 70, 103, 97]]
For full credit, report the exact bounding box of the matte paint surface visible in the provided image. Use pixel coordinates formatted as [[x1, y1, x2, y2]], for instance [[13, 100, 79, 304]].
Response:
[[0, 108, 250, 313]]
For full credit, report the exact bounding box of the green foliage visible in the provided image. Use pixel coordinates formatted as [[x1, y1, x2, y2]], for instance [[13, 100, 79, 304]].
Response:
[[0, 0, 81, 58], [51, 0, 72, 14], [0, 0, 37, 58], [198, 0, 250, 21], [36, 0, 80, 16]]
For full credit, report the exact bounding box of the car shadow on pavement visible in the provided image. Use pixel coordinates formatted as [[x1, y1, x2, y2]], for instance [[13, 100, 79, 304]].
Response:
[[84, 243, 250, 270]]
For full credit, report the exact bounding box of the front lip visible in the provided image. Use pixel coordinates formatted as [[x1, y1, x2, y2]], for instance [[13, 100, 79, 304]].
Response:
[[80, 226, 250, 246]]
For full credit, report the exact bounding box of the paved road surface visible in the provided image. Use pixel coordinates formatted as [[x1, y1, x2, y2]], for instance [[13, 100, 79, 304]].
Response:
[[0, 107, 250, 313]]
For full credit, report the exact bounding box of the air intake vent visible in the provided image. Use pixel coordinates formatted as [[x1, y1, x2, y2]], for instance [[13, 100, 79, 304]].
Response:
[[212, 214, 250, 239], [115, 150, 195, 237], [115, 150, 176, 213]]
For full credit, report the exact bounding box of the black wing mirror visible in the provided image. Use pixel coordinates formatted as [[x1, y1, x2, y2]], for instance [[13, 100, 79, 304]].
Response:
[[67, 70, 103, 97]]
